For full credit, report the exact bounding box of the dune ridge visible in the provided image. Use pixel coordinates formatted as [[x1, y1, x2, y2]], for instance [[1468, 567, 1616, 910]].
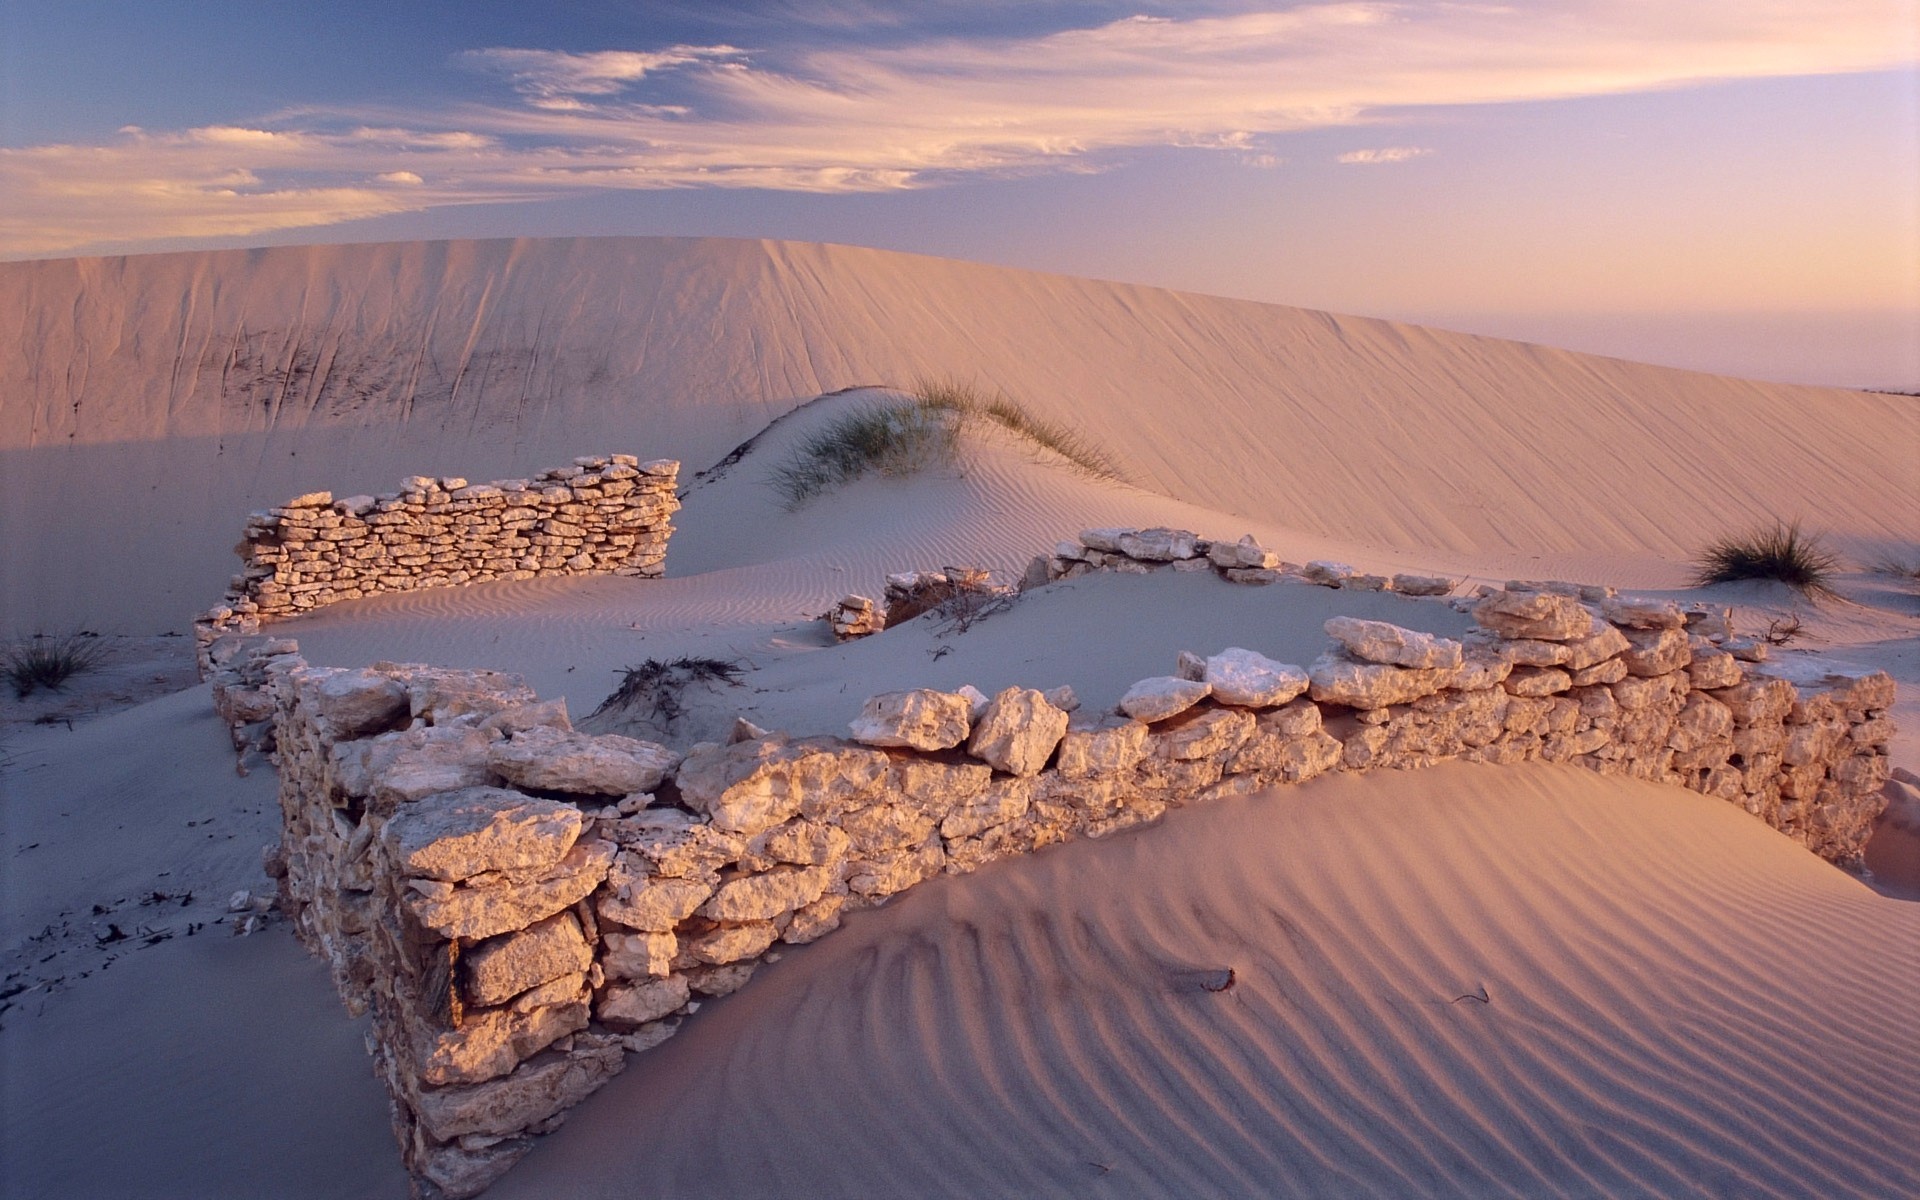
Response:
[[4, 236, 1914, 633]]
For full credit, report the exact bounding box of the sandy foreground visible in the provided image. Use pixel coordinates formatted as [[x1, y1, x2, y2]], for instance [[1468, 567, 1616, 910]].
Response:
[[3, 238, 1918, 1198]]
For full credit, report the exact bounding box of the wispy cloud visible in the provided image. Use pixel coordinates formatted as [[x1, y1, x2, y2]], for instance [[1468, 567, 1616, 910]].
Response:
[[1338, 146, 1432, 164], [3, 1, 1913, 255]]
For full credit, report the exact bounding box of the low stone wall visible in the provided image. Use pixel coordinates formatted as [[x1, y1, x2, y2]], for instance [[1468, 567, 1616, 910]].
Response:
[[194, 455, 680, 671], [1046, 525, 1459, 593], [239, 580, 1894, 1198]]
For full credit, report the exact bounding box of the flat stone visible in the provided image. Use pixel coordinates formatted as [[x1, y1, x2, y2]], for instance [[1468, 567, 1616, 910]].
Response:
[[940, 776, 1035, 839], [1472, 591, 1598, 641], [1560, 625, 1632, 671], [1621, 626, 1692, 676], [598, 976, 692, 1029], [848, 689, 974, 750], [414, 1040, 625, 1142], [1055, 722, 1150, 778], [306, 668, 409, 737], [1115, 527, 1199, 561], [1390, 573, 1456, 596], [688, 921, 779, 965], [1302, 561, 1353, 586], [700, 864, 833, 922], [1150, 706, 1257, 761], [676, 737, 889, 836], [967, 687, 1070, 776], [1323, 617, 1463, 669], [1209, 535, 1281, 570], [382, 787, 583, 883], [462, 911, 593, 1007], [602, 930, 677, 980], [1307, 653, 1449, 709], [420, 999, 590, 1087], [597, 872, 714, 932], [1203, 647, 1310, 707], [1504, 666, 1573, 697], [1601, 596, 1688, 629], [487, 726, 680, 795], [408, 840, 615, 940], [1119, 677, 1212, 722]]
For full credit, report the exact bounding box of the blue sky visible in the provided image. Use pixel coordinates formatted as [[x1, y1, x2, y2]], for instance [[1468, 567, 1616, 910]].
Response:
[[2, 1, 1915, 387]]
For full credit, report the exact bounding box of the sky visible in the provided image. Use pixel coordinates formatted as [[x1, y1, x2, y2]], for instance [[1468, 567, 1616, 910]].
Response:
[[2, 1, 1916, 389]]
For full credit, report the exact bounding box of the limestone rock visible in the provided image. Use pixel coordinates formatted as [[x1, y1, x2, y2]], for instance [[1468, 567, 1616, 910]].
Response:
[[421, 999, 590, 1087], [307, 668, 409, 737], [1302, 561, 1353, 587], [1323, 617, 1464, 669], [1307, 653, 1449, 709], [408, 840, 615, 941], [1078, 527, 1130, 552], [413, 1040, 626, 1142], [1601, 596, 1688, 629], [1621, 627, 1692, 677], [1203, 647, 1310, 707], [487, 726, 680, 795], [1116, 527, 1199, 561], [1151, 706, 1257, 761], [1209, 536, 1281, 570], [1496, 639, 1572, 667], [967, 687, 1070, 776], [601, 930, 676, 980], [677, 736, 889, 836], [1119, 677, 1212, 722], [1472, 591, 1597, 641], [688, 921, 779, 965], [1561, 625, 1632, 671], [597, 873, 714, 932], [1055, 722, 1150, 778], [1391, 573, 1456, 596], [848, 689, 973, 750], [756, 819, 855, 867], [383, 788, 583, 883], [597, 976, 692, 1029], [1687, 651, 1744, 690], [1504, 667, 1573, 697], [700, 865, 833, 922], [462, 911, 594, 1007], [940, 776, 1036, 839]]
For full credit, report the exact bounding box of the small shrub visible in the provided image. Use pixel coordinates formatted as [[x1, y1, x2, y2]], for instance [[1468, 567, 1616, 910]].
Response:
[[589, 656, 743, 725], [3, 633, 111, 699], [769, 403, 959, 508], [912, 378, 1124, 483], [1693, 520, 1841, 598]]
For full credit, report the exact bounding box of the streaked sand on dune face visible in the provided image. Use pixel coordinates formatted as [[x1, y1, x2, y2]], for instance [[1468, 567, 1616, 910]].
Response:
[[487, 762, 1918, 1200], [5, 237, 1915, 634]]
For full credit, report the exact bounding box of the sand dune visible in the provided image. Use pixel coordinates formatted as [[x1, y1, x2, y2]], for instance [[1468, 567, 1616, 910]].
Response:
[[489, 763, 1920, 1200], [4, 237, 1915, 633]]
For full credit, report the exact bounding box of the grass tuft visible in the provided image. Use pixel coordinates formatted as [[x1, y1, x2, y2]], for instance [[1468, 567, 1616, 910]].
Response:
[[1692, 520, 1841, 599], [768, 403, 959, 508], [911, 377, 1125, 483], [589, 656, 744, 725], [1869, 555, 1920, 581], [3, 633, 111, 699]]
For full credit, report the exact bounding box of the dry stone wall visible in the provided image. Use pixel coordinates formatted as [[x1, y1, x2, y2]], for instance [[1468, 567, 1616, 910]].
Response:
[[231, 576, 1895, 1198], [194, 455, 680, 671]]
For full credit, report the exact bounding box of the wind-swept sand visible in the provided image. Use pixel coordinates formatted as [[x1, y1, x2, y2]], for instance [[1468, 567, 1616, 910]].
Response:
[[3, 237, 1915, 633], [3, 237, 1917, 1198]]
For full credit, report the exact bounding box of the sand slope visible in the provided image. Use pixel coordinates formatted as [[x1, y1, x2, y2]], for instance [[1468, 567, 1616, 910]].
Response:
[[489, 763, 1920, 1200], [4, 237, 1914, 632]]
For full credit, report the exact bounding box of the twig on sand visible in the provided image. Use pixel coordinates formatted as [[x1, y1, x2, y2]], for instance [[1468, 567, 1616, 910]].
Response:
[[1449, 984, 1492, 1005]]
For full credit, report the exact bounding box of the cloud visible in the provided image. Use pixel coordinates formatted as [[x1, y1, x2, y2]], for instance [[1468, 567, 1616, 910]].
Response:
[[1338, 146, 1432, 164], [4, 1, 1915, 255]]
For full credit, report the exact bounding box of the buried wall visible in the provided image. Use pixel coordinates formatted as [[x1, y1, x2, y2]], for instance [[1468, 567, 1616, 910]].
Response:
[[242, 583, 1895, 1198], [193, 455, 680, 672]]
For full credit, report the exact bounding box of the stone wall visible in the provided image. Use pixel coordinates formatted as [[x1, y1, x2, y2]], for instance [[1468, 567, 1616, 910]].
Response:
[[235, 580, 1895, 1198], [194, 455, 680, 672]]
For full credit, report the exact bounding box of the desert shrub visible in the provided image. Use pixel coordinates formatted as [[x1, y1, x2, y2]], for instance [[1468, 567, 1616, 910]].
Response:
[[3, 633, 110, 699], [589, 656, 744, 725], [769, 403, 959, 508], [1693, 520, 1841, 598], [911, 378, 1124, 483]]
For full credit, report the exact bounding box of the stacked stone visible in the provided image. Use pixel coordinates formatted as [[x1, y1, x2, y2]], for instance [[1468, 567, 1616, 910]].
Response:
[[1044, 526, 1457, 595], [268, 596, 1894, 1198], [195, 455, 679, 673], [827, 595, 882, 641]]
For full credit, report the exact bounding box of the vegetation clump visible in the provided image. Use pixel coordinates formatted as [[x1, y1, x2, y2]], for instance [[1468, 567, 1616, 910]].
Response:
[[589, 656, 744, 727], [3, 633, 110, 699], [769, 403, 959, 508], [767, 379, 1124, 508], [1693, 520, 1841, 599]]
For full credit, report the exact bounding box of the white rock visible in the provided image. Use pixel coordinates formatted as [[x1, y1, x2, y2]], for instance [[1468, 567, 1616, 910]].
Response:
[[1303, 561, 1353, 587], [1323, 617, 1463, 669], [847, 689, 973, 751], [1203, 648, 1310, 707], [1115, 527, 1199, 561], [967, 688, 1070, 776], [1119, 677, 1212, 722]]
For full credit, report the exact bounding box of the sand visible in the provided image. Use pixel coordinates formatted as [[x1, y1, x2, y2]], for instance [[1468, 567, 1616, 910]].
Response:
[[3, 237, 1917, 1198]]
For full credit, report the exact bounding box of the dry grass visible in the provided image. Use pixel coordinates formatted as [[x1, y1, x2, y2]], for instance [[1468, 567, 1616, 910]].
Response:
[[768, 403, 959, 508], [1693, 520, 1841, 599], [3, 633, 111, 699], [911, 378, 1125, 483]]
